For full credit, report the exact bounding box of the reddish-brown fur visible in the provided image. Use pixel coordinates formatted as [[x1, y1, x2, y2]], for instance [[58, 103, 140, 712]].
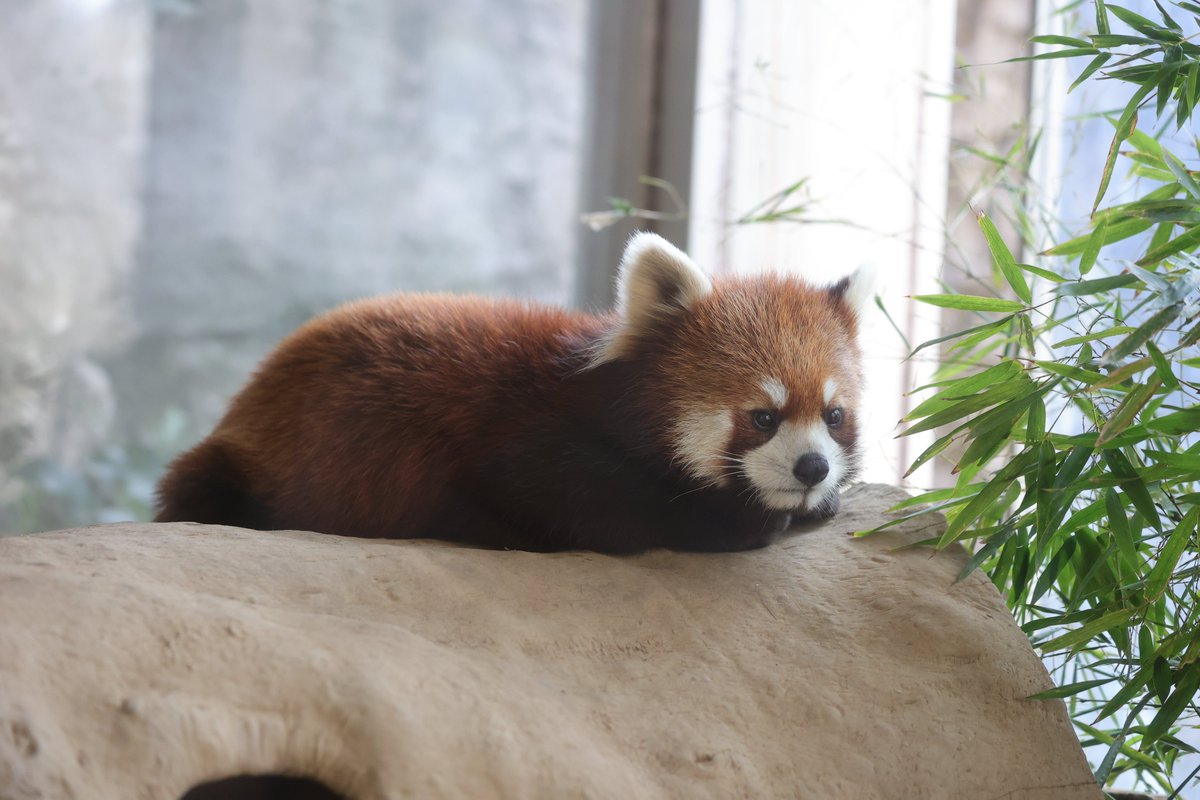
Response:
[[156, 272, 864, 552]]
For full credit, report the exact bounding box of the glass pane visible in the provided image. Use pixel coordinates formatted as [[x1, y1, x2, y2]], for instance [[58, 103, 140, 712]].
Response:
[[0, 0, 586, 533]]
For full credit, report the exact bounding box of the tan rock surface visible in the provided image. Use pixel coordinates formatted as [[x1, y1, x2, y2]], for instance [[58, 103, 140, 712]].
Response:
[[0, 484, 1099, 800]]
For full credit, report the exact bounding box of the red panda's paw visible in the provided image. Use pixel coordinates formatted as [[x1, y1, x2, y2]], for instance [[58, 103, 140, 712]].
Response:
[[794, 492, 841, 524], [668, 508, 790, 552]]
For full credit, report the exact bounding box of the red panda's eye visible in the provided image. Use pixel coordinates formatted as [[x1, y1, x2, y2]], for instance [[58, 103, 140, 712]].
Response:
[[751, 410, 778, 432], [825, 407, 844, 427]]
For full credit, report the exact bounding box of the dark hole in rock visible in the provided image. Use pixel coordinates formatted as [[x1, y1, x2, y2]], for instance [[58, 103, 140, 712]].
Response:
[[180, 774, 349, 800]]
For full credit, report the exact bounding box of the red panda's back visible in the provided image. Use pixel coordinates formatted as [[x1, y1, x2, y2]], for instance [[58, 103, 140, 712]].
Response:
[[180, 294, 603, 537]]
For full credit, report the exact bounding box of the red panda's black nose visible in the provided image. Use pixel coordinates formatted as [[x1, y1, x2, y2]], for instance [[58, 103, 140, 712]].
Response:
[[793, 453, 829, 487]]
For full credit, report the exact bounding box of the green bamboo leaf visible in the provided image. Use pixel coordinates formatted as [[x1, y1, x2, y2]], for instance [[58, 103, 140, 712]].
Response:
[[1181, 630, 1200, 666], [1018, 313, 1035, 355], [1108, 63, 1174, 83], [1069, 53, 1113, 92], [1075, 720, 1162, 772], [1137, 224, 1200, 265], [1094, 83, 1154, 214], [1095, 377, 1161, 445], [889, 487, 972, 512], [902, 378, 1035, 436], [1026, 395, 1046, 441], [1032, 34, 1093, 46], [1126, 126, 1164, 159], [957, 424, 1014, 473], [1145, 340, 1180, 390], [1105, 488, 1138, 569], [1036, 360, 1106, 383], [909, 316, 1013, 357], [1026, 677, 1112, 700], [1103, 449, 1161, 532], [1021, 609, 1109, 635], [1055, 273, 1140, 296], [1060, 498, 1110, 536], [912, 294, 1026, 312], [1037, 608, 1136, 652], [1093, 665, 1151, 723], [1138, 626, 1154, 661], [1031, 538, 1076, 604], [1091, 33, 1154, 46], [1153, 656, 1172, 703], [1146, 228, 1176, 266], [1144, 451, 1200, 470], [977, 210, 1032, 303], [1146, 406, 1200, 434], [1011, 47, 1102, 61], [1034, 441, 1057, 540], [1184, 318, 1200, 347], [1157, 46, 1182, 118], [1162, 150, 1200, 200], [906, 361, 1023, 420], [1096, 0, 1110, 34], [1152, 0, 1182, 30], [1053, 325, 1135, 347], [1107, 46, 1159, 69], [1043, 218, 1152, 256], [1125, 261, 1172, 293], [1078, 218, 1107, 275], [1144, 663, 1200, 743], [1070, 528, 1118, 608], [1144, 506, 1199, 601], [1010, 544, 1032, 603], [1102, 303, 1181, 365], [1107, 3, 1177, 38], [1087, 355, 1153, 389], [853, 495, 978, 537], [938, 449, 1040, 548], [1016, 262, 1068, 282], [969, 393, 1043, 440], [904, 429, 958, 478], [956, 524, 1018, 583]]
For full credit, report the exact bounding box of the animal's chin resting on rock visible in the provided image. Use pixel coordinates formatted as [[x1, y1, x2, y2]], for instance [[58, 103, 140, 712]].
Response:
[[154, 232, 872, 553]]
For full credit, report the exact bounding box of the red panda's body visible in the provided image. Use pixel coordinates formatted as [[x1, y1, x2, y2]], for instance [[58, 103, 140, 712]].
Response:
[[156, 234, 873, 552]]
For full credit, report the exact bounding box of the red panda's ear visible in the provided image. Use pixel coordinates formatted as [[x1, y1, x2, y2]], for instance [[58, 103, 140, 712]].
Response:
[[590, 233, 712, 365], [828, 263, 877, 323]]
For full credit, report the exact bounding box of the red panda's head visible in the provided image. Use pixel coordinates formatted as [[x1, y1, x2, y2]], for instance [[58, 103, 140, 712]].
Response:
[[592, 233, 874, 516]]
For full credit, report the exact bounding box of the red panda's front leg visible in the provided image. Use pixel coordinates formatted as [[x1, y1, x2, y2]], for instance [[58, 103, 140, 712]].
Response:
[[793, 491, 841, 523], [659, 480, 797, 552], [469, 438, 791, 553]]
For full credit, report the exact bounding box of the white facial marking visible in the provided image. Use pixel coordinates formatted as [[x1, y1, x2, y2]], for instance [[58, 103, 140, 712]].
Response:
[[674, 410, 734, 486], [741, 419, 845, 511], [823, 378, 838, 406], [760, 377, 788, 408]]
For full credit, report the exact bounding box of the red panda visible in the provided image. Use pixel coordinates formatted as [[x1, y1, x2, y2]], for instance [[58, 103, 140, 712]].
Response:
[[154, 233, 873, 552]]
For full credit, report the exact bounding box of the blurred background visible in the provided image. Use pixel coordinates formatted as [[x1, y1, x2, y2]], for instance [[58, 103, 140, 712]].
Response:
[[3, 1, 1197, 793], [0, 0, 1127, 530]]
